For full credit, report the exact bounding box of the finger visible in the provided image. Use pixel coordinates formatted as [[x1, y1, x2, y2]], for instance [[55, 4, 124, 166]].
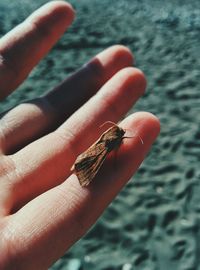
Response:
[[0, 1, 75, 100], [4, 113, 160, 269], [9, 67, 146, 212], [0, 45, 133, 154], [45, 45, 134, 118], [4, 68, 145, 212]]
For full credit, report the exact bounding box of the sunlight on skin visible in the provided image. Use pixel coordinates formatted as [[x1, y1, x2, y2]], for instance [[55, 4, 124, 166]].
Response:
[[0, 2, 160, 269]]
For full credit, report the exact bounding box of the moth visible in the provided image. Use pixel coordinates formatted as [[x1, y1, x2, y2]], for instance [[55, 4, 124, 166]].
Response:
[[71, 124, 126, 187]]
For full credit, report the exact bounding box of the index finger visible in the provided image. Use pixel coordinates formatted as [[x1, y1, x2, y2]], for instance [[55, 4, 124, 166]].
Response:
[[5, 112, 160, 269]]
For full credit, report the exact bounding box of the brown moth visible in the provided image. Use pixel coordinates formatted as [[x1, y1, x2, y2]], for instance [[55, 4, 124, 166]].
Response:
[[71, 124, 125, 187]]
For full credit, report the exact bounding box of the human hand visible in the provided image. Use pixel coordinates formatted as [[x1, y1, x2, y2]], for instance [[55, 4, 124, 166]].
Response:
[[0, 1, 160, 269]]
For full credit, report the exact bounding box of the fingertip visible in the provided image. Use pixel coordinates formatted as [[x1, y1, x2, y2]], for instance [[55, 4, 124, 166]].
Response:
[[144, 112, 161, 138], [131, 68, 147, 95], [48, 1, 76, 25], [135, 111, 160, 136], [27, 1, 75, 28], [96, 45, 134, 69], [109, 45, 134, 66], [140, 111, 161, 140], [116, 67, 147, 97], [122, 112, 160, 145]]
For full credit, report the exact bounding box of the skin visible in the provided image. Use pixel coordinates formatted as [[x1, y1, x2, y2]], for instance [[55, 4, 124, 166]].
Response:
[[0, 1, 160, 270]]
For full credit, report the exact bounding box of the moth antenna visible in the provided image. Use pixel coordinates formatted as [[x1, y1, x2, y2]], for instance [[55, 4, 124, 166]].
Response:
[[138, 134, 144, 145], [123, 132, 144, 145], [100, 121, 117, 129]]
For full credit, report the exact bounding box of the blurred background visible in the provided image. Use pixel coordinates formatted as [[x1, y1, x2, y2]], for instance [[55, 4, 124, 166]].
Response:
[[0, 0, 200, 269]]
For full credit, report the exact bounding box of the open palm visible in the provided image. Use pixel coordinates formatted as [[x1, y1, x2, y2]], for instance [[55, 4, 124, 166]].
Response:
[[0, 2, 160, 269]]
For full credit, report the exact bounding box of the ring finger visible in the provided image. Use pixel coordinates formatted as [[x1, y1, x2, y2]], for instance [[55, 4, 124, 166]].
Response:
[[0, 45, 133, 155]]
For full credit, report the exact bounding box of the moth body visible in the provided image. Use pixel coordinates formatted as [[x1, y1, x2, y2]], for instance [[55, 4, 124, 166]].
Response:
[[71, 124, 125, 187]]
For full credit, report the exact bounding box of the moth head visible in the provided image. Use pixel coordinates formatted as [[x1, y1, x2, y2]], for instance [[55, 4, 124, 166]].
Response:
[[118, 126, 126, 137]]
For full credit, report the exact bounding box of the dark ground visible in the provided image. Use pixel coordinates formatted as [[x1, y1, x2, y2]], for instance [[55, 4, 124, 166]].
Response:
[[0, 0, 200, 269]]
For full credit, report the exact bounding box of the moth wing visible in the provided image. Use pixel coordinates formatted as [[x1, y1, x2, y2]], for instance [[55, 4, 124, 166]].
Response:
[[72, 142, 108, 187]]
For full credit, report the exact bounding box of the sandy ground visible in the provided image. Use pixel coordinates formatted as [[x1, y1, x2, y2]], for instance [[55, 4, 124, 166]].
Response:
[[0, 0, 200, 269]]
